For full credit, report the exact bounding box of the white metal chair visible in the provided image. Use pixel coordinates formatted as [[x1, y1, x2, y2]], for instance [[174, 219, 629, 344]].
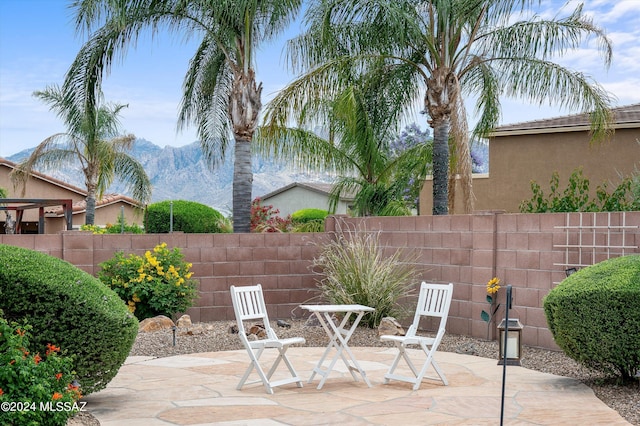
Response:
[[381, 282, 454, 390], [230, 284, 306, 394]]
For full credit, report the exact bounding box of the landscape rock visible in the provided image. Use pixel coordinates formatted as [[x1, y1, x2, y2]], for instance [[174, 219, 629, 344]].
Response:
[[378, 317, 405, 337], [176, 314, 192, 328], [179, 324, 206, 336], [138, 315, 175, 333], [249, 323, 267, 339]]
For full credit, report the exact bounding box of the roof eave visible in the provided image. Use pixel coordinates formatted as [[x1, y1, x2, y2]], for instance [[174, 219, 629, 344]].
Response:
[[489, 122, 638, 138]]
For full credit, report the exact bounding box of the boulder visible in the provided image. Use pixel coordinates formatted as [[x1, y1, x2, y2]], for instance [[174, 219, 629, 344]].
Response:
[[179, 324, 206, 336], [138, 315, 175, 333], [378, 317, 405, 337], [249, 323, 267, 339], [303, 314, 339, 328], [176, 314, 192, 328]]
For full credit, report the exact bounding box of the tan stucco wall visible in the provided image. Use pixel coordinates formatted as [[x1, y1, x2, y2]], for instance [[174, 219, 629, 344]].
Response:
[[1, 163, 85, 225], [421, 127, 640, 214], [1, 162, 142, 232]]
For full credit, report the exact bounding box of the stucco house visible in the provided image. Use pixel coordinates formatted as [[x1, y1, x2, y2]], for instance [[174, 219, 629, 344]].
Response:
[[259, 182, 354, 216], [0, 158, 143, 233], [420, 103, 640, 214]]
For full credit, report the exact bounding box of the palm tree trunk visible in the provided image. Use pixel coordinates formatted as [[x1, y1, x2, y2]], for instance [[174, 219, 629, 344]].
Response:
[[229, 70, 262, 232], [232, 138, 253, 233], [432, 117, 450, 215], [85, 189, 96, 225]]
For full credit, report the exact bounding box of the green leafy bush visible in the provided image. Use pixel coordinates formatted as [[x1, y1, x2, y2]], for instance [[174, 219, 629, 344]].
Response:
[[520, 167, 640, 212], [0, 318, 82, 426], [144, 200, 226, 233], [81, 216, 144, 234], [311, 227, 418, 328], [98, 243, 199, 320], [291, 208, 328, 223], [543, 255, 640, 383], [0, 244, 138, 395], [290, 209, 327, 232]]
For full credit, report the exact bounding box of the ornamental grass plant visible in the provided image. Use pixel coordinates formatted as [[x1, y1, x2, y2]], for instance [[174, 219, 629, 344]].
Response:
[[311, 225, 418, 328]]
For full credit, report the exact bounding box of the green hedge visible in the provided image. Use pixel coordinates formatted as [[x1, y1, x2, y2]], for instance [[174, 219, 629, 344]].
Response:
[[543, 255, 640, 382], [291, 208, 329, 223], [0, 245, 138, 395], [144, 200, 225, 233]]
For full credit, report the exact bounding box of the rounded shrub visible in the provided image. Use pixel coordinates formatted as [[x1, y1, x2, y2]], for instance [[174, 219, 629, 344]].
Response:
[[291, 208, 329, 223], [144, 200, 226, 233], [0, 245, 138, 395], [543, 255, 640, 382]]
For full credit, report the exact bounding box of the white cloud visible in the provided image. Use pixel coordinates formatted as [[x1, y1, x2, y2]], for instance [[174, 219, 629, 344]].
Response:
[[603, 78, 640, 104]]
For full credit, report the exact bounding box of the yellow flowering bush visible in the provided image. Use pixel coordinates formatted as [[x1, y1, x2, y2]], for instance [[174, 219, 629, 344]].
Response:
[[97, 243, 198, 320]]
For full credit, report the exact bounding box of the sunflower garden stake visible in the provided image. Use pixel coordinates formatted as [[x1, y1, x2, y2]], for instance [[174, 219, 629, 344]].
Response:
[[481, 277, 501, 340]]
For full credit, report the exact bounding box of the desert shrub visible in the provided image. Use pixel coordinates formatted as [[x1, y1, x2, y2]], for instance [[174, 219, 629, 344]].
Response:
[[0, 245, 138, 395], [144, 200, 226, 233], [520, 167, 640, 213], [290, 209, 327, 232], [0, 318, 82, 426], [251, 198, 291, 232], [80, 216, 144, 234], [98, 243, 199, 320], [292, 220, 325, 232], [311, 226, 418, 328], [543, 255, 640, 383], [105, 215, 144, 234]]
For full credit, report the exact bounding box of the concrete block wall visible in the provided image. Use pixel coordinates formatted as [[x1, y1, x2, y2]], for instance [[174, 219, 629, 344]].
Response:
[[1, 211, 638, 351]]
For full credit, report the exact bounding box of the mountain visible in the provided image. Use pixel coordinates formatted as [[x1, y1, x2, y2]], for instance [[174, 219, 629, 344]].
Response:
[[6, 139, 333, 215]]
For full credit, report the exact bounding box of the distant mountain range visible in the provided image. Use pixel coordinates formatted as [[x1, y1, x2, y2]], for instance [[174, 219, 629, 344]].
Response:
[[7, 139, 334, 215]]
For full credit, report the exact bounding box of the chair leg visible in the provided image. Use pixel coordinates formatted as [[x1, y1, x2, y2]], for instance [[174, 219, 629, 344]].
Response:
[[237, 347, 275, 394], [413, 343, 448, 390], [384, 343, 419, 385], [278, 347, 304, 388]]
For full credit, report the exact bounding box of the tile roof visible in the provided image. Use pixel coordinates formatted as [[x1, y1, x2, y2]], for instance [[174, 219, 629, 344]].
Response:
[[491, 103, 640, 136], [1, 157, 86, 196], [261, 182, 355, 201], [44, 194, 141, 216], [1, 157, 141, 215]]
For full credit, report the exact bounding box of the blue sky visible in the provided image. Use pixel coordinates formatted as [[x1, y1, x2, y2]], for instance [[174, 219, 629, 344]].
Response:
[[1, 0, 639, 159]]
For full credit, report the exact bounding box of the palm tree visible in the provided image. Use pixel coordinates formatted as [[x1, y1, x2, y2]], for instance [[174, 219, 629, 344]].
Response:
[[10, 84, 151, 225], [269, 0, 614, 215], [259, 68, 432, 216], [65, 0, 303, 232]]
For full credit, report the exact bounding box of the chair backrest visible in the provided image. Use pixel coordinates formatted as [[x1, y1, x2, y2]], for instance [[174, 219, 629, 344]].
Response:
[[406, 282, 454, 337], [230, 284, 277, 341]]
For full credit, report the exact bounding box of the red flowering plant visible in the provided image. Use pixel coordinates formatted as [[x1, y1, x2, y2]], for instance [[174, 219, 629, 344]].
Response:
[[250, 198, 292, 232], [0, 317, 82, 426]]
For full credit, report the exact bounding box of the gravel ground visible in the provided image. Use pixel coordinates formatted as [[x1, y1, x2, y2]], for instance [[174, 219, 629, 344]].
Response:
[[69, 320, 639, 425]]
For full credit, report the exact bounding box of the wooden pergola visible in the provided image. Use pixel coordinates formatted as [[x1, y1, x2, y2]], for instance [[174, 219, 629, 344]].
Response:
[[0, 198, 73, 234]]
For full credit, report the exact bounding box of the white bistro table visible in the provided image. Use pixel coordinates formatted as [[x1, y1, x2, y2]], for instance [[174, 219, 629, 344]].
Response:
[[299, 304, 375, 389]]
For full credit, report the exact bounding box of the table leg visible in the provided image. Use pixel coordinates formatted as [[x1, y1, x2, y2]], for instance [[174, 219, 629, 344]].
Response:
[[307, 310, 372, 389]]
